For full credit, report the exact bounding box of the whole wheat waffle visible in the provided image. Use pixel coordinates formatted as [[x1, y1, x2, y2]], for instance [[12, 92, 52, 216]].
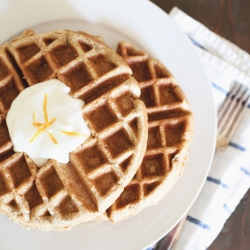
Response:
[[105, 41, 193, 223], [0, 31, 148, 230]]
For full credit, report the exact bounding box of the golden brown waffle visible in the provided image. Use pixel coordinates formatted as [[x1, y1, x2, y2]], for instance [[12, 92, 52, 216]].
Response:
[[105, 41, 193, 223], [0, 31, 148, 230]]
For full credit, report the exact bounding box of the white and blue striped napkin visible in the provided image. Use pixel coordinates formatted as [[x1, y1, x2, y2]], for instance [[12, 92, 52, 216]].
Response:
[[147, 7, 250, 250]]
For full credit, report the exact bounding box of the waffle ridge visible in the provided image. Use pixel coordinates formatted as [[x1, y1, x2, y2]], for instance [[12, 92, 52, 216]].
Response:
[[0, 45, 25, 116], [105, 41, 193, 223], [0, 31, 148, 230]]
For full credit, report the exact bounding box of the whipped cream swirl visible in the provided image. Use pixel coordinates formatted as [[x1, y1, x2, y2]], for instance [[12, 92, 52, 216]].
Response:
[[6, 79, 90, 167]]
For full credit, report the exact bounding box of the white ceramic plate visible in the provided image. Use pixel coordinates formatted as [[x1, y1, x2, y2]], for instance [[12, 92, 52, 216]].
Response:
[[0, 0, 216, 249]]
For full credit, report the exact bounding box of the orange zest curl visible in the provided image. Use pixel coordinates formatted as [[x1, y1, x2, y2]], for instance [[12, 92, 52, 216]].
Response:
[[30, 94, 87, 145], [47, 132, 58, 145], [29, 94, 57, 144], [61, 130, 88, 137]]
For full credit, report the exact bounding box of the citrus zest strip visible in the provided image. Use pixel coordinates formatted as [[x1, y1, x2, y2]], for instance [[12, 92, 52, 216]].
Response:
[[61, 130, 88, 137], [29, 94, 57, 144], [47, 132, 58, 145], [30, 94, 87, 145]]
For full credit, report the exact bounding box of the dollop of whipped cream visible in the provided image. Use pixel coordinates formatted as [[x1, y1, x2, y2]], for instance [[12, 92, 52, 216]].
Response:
[[6, 79, 90, 167]]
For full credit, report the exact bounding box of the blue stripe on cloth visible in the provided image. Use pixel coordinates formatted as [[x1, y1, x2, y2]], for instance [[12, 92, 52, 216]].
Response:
[[223, 204, 232, 214], [240, 166, 250, 176], [206, 176, 229, 189], [189, 37, 208, 51], [211, 82, 229, 95], [187, 215, 211, 230], [145, 248, 154, 250], [228, 142, 246, 151]]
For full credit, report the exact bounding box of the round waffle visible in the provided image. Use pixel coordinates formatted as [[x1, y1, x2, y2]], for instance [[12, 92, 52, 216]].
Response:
[[105, 41, 193, 223], [0, 31, 148, 230]]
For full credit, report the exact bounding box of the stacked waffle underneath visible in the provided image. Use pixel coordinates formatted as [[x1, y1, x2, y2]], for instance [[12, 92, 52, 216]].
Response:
[[0, 31, 148, 230], [104, 41, 193, 223]]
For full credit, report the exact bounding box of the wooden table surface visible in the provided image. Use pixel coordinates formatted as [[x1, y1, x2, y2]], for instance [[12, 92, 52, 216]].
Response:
[[150, 1, 250, 249]]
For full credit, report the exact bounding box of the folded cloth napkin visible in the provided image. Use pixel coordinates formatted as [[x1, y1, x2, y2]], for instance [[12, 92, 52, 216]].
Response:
[[147, 7, 250, 250]]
